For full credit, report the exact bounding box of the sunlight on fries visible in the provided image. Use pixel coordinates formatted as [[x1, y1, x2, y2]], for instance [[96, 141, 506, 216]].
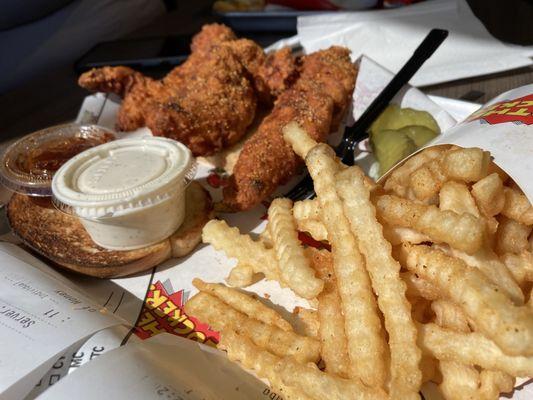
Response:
[[193, 279, 293, 331], [192, 122, 533, 400], [336, 166, 422, 399], [306, 144, 388, 387], [269, 198, 323, 299], [185, 292, 320, 363]]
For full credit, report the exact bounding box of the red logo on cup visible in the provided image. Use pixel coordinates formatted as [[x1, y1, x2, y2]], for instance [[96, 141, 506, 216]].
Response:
[[468, 94, 533, 125]]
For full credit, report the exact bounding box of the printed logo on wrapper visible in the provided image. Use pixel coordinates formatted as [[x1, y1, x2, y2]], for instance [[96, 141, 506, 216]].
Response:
[[467, 94, 533, 126], [135, 281, 219, 346]]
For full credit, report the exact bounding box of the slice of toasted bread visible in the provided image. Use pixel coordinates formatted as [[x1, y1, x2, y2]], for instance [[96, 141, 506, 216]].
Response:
[[170, 181, 214, 257], [7, 181, 213, 278]]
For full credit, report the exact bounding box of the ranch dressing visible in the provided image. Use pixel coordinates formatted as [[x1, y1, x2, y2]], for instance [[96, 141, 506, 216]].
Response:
[[51, 137, 195, 250]]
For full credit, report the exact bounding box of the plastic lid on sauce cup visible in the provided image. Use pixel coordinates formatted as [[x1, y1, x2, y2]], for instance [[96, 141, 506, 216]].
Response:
[[0, 124, 116, 197], [51, 137, 196, 250]]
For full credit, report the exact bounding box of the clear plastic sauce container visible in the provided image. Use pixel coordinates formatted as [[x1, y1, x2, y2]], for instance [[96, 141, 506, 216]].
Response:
[[0, 124, 116, 197], [51, 137, 195, 250]]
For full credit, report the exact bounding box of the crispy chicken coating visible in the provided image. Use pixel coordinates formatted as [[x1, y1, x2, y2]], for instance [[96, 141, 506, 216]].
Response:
[[79, 25, 355, 208], [223, 47, 357, 211], [189, 24, 297, 103], [190, 23, 236, 56], [80, 45, 256, 156], [79, 24, 297, 156]]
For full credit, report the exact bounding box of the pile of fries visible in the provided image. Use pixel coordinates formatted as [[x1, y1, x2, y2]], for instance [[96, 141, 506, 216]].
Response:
[[186, 122, 533, 400]]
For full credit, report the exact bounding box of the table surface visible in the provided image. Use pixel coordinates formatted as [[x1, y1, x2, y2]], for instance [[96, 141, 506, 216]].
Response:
[[0, 1, 531, 143]]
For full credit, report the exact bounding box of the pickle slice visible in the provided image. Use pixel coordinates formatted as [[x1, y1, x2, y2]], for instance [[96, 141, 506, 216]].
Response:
[[398, 125, 439, 147], [370, 104, 440, 135], [371, 129, 417, 176]]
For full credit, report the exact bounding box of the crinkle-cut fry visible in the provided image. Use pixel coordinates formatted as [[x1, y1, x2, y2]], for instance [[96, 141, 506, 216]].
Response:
[[438, 360, 481, 400], [280, 357, 389, 400], [496, 216, 532, 255], [220, 330, 387, 400], [408, 147, 490, 202], [431, 299, 470, 333], [282, 121, 318, 159], [438, 181, 480, 217], [487, 161, 509, 183], [478, 370, 515, 399], [431, 299, 470, 332], [185, 292, 320, 363], [336, 167, 422, 400], [202, 219, 280, 281], [404, 244, 533, 356], [268, 198, 324, 299], [401, 272, 440, 301], [471, 173, 505, 217], [431, 300, 488, 400], [408, 157, 448, 201], [305, 145, 387, 387], [259, 223, 273, 248], [226, 263, 255, 287], [438, 360, 514, 400], [434, 244, 524, 305], [501, 186, 533, 225], [383, 146, 445, 198], [442, 147, 490, 182], [417, 322, 533, 377], [376, 194, 484, 254], [296, 218, 328, 242], [292, 307, 319, 338], [192, 279, 293, 332], [307, 247, 350, 378], [383, 226, 432, 246], [502, 251, 533, 287], [431, 300, 514, 400], [293, 199, 321, 221], [218, 330, 313, 400]]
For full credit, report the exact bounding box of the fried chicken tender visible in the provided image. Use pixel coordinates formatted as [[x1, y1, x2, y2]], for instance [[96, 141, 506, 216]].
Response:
[[190, 23, 236, 56], [80, 45, 256, 156], [223, 47, 357, 211], [188, 24, 297, 103], [78, 66, 162, 131], [258, 47, 298, 98], [79, 24, 296, 156]]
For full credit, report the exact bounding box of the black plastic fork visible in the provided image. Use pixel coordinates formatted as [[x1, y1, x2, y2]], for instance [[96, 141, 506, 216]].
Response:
[[285, 28, 449, 201]]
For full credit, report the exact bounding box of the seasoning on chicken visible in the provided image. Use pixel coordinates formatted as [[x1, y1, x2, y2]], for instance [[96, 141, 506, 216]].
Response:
[[222, 47, 357, 211], [79, 24, 297, 156]]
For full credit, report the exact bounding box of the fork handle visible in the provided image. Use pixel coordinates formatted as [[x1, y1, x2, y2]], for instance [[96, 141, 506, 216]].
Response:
[[341, 28, 448, 165]]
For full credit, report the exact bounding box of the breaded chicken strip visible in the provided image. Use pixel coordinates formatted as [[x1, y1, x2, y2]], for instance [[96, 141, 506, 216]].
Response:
[[222, 47, 356, 211], [79, 24, 296, 156], [80, 45, 256, 156], [187, 24, 297, 103], [190, 23, 236, 56]]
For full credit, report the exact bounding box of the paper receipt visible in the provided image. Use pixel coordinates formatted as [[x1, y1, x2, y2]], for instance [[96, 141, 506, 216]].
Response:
[[0, 248, 122, 399]]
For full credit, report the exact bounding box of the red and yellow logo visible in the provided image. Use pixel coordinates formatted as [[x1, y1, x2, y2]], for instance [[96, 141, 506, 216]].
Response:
[[135, 281, 219, 347], [468, 94, 533, 125]]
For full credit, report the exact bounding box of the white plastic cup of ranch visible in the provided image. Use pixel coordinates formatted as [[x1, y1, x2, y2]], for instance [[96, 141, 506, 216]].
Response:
[[51, 137, 196, 250]]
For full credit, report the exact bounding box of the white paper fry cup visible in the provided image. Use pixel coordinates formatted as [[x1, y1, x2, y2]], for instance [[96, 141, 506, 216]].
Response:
[[427, 84, 533, 203]]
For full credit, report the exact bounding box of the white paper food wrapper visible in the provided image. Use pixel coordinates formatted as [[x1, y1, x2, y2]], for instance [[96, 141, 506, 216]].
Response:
[[429, 84, 533, 204], [36, 334, 271, 400], [1, 59, 531, 399], [297, 0, 533, 87]]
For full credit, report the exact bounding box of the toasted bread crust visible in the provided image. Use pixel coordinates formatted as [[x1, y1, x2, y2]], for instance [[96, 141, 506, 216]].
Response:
[[7, 182, 213, 278], [7, 194, 171, 272], [170, 181, 214, 257]]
